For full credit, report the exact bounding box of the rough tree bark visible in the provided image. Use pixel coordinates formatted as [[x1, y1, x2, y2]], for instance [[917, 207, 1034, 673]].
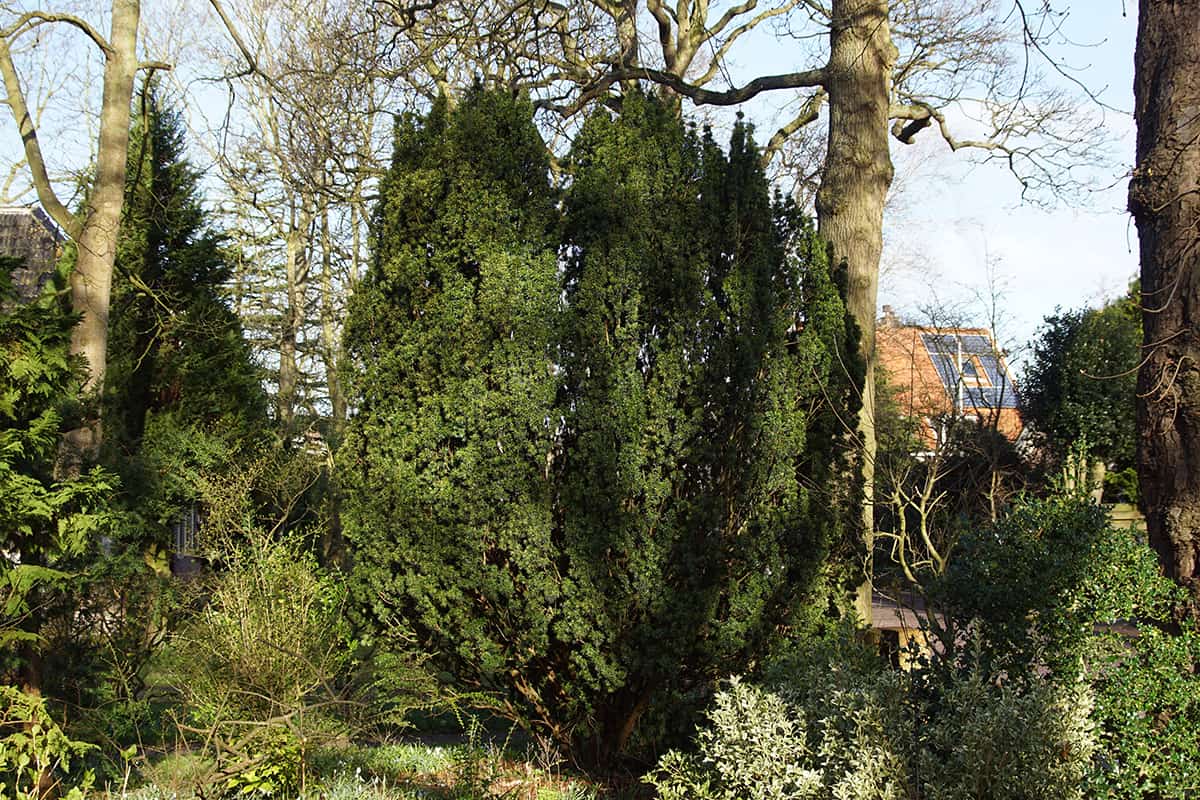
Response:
[[1129, 0, 1200, 613], [816, 0, 897, 620]]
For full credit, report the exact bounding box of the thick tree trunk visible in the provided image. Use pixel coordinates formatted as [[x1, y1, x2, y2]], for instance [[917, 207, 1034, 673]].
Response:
[[72, 0, 140, 394], [1130, 0, 1200, 613], [815, 0, 897, 623]]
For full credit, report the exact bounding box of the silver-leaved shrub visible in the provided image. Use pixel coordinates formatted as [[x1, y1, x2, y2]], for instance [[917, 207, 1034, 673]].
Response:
[[647, 634, 1095, 800]]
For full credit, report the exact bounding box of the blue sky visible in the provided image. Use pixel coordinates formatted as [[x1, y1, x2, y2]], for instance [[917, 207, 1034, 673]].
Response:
[[880, 2, 1139, 372], [891, 3, 1139, 373]]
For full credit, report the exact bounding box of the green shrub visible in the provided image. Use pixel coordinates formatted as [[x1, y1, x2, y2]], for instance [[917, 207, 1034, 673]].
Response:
[[161, 529, 352, 792], [222, 729, 304, 798], [0, 685, 96, 800], [1084, 620, 1200, 799], [648, 633, 1096, 800], [345, 86, 862, 765], [645, 678, 823, 800], [156, 444, 432, 796], [915, 666, 1094, 800], [930, 496, 1200, 797]]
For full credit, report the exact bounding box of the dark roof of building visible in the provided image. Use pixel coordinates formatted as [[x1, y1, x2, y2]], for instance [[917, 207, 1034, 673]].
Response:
[[0, 206, 64, 302]]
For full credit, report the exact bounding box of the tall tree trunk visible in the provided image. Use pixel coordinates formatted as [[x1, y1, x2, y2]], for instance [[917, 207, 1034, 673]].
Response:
[[318, 204, 346, 565], [1130, 0, 1200, 613], [814, 0, 897, 623], [319, 207, 346, 429], [1, 0, 142, 455], [72, 0, 140, 394]]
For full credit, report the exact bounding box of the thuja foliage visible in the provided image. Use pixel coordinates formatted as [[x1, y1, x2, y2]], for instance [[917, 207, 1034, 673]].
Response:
[[0, 685, 97, 800], [0, 261, 116, 667], [0, 258, 123, 797], [343, 89, 860, 763]]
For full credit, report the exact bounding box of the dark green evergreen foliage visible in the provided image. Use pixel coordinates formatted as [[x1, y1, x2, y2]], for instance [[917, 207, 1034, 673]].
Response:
[[0, 260, 117, 666], [556, 97, 858, 757], [102, 87, 266, 541], [24, 91, 266, 763], [342, 86, 561, 727], [928, 496, 1200, 798], [1023, 284, 1140, 496], [343, 89, 859, 762], [105, 88, 265, 458]]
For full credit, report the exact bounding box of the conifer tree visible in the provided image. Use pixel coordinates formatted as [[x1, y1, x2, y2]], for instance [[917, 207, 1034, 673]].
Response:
[[557, 96, 858, 760], [25, 90, 269, 714], [105, 89, 265, 455], [342, 86, 561, 719], [343, 89, 859, 763], [96, 88, 266, 555]]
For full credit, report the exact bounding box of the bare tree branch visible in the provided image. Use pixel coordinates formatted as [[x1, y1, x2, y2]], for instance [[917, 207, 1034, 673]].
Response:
[[0, 11, 113, 55], [762, 88, 825, 166], [0, 37, 79, 237], [606, 65, 827, 105]]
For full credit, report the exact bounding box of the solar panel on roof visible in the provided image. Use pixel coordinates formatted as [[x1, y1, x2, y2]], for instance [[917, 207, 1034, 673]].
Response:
[[958, 334, 995, 355], [919, 332, 1020, 409]]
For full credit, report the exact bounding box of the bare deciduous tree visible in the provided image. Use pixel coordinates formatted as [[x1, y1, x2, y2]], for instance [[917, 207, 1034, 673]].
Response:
[[192, 0, 396, 435]]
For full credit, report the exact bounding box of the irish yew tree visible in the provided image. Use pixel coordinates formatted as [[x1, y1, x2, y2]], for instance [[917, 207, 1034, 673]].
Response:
[[341, 87, 562, 740], [343, 90, 858, 763], [376, 0, 1105, 621], [1130, 0, 1200, 610], [557, 96, 858, 760]]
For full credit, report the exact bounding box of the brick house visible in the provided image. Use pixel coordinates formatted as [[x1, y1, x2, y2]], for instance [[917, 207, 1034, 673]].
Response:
[[872, 308, 1023, 660], [875, 306, 1023, 450]]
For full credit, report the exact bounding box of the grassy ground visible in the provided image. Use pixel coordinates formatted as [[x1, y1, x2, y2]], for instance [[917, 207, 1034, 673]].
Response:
[[115, 740, 647, 800]]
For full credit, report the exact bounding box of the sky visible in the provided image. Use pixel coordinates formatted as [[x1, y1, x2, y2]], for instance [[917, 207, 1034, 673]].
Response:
[[879, 2, 1140, 372], [891, 3, 1139, 374], [718, 1, 1141, 375]]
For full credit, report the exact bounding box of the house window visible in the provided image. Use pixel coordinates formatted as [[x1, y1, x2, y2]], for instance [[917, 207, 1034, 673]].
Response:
[[959, 355, 992, 387]]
